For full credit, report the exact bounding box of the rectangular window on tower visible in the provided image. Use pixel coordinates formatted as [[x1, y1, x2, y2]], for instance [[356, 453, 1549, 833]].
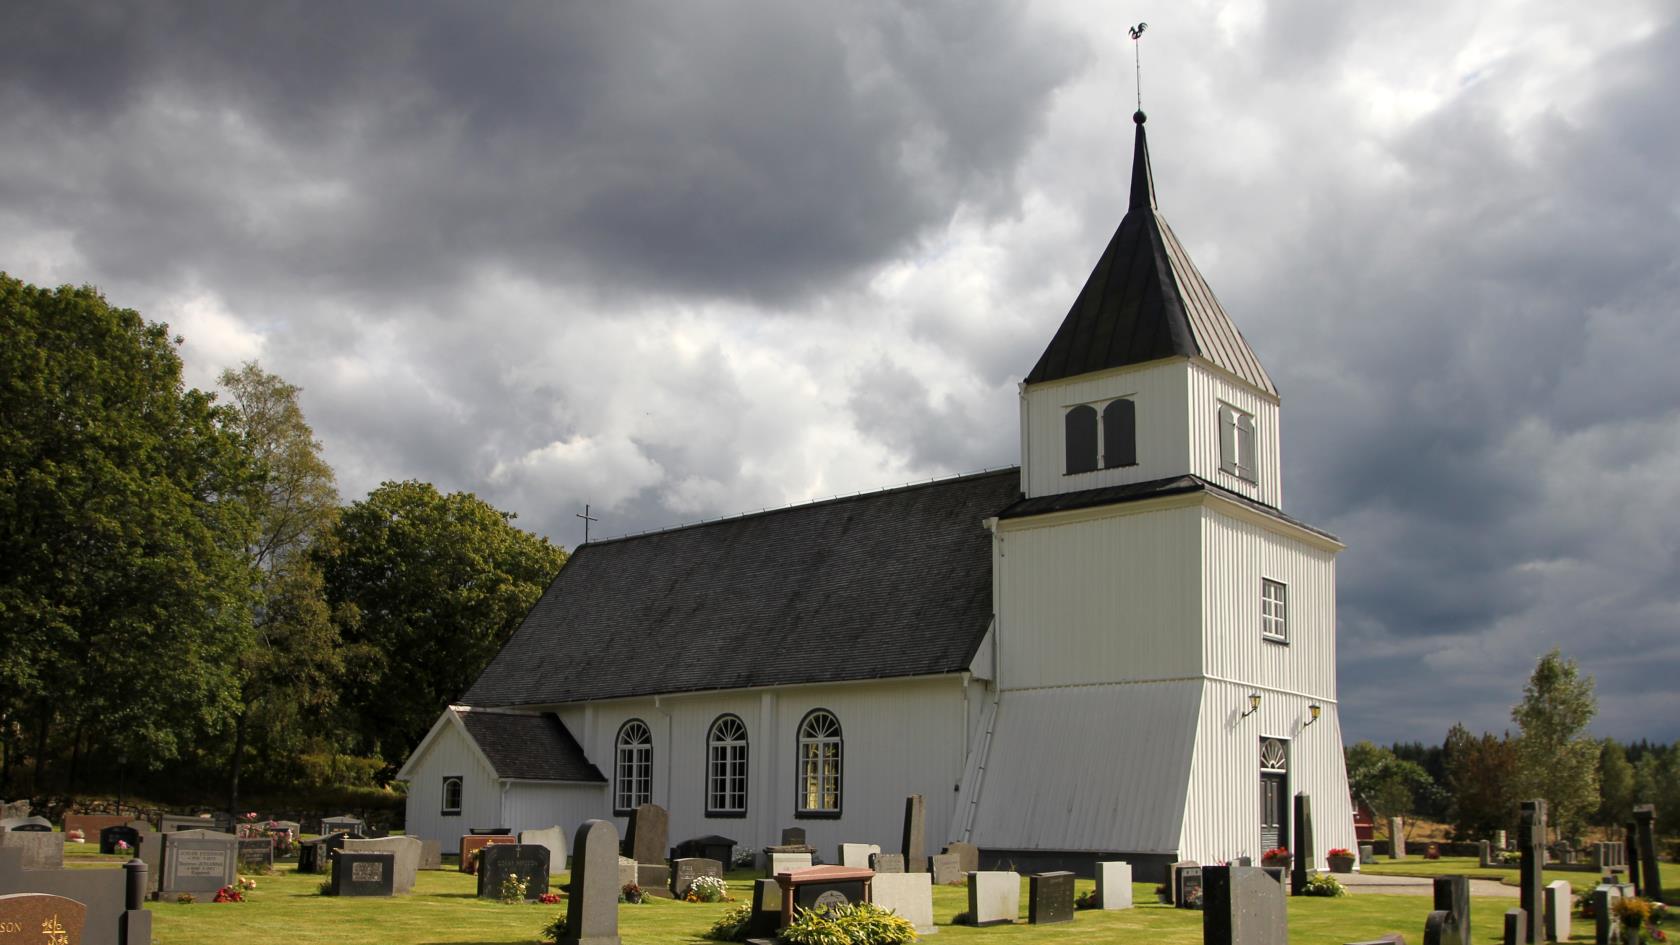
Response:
[[1218, 404, 1257, 483], [1261, 579, 1288, 643]]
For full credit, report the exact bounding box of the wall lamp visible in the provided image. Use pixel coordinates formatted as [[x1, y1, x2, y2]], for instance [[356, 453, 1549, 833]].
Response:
[[1304, 704, 1322, 727], [1241, 693, 1262, 717]]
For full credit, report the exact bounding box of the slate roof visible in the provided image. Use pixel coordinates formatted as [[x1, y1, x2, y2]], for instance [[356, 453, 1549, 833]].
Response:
[[455, 709, 605, 782], [1025, 113, 1277, 395], [461, 469, 1022, 707]]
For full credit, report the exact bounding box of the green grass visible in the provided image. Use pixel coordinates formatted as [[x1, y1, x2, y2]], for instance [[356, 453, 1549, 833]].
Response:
[[65, 861, 1577, 945], [1361, 854, 1680, 899]]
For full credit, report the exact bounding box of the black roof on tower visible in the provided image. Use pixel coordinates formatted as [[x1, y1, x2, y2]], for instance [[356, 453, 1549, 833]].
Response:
[[1025, 112, 1276, 395]]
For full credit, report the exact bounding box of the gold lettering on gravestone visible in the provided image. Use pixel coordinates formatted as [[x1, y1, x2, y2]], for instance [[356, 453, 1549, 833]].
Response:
[[41, 915, 70, 945], [0, 921, 19, 933]]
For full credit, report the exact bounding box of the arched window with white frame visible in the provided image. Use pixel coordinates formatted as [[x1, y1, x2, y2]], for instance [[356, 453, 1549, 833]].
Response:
[[615, 719, 653, 813], [707, 714, 749, 816], [796, 709, 842, 817]]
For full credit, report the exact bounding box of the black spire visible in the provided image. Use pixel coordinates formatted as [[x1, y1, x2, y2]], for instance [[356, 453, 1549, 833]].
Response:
[[1129, 110, 1156, 211]]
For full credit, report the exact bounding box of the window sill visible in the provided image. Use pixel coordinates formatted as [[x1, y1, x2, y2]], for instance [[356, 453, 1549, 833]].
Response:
[[794, 810, 842, 821], [705, 811, 749, 820], [1262, 634, 1289, 646], [440, 810, 462, 817], [1063, 463, 1139, 478]]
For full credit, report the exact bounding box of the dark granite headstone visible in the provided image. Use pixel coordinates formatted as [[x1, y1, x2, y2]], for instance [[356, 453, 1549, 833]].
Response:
[[297, 838, 324, 874], [1518, 800, 1545, 944], [790, 873, 868, 912], [1591, 884, 1626, 945], [1293, 792, 1315, 896], [901, 795, 927, 875], [1502, 908, 1527, 945], [0, 848, 151, 945], [477, 843, 551, 900], [1177, 866, 1205, 910], [100, 826, 141, 856], [673, 835, 735, 864], [468, 827, 513, 835], [0, 817, 51, 831], [1166, 860, 1198, 905], [870, 852, 904, 873], [1633, 805, 1663, 904], [929, 852, 962, 885], [627, 803, 669, 867], [330, 851, 394, 897], [236, 837, 273, 873], [1028, 871, 1074, 924], [749, 878, 783, 937], [671, 857, 724, 897], [320, 815, 364, 836], [943, 841, 979, 875], [780, 827, 806, 848], [560, 820, 620, 945], [1202, 865, 1286, 945], [1424, 876, 1470, 945]]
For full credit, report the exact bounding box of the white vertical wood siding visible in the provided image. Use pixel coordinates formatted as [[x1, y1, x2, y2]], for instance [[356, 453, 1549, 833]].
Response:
[[1020, 360, 1190, 498], [960, 681, 1202, 853], [1200, 507, 1338, 698], [501, 782, 606, 861], [1179, 678, 1356, 868], [551, 676, 969, 859], [1186, 361, 1282, 508], [994, 502, 1202, 689], [402, 721, 501, 848]]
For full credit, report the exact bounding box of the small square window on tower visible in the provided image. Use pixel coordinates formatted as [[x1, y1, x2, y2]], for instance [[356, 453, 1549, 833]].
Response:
[[1218, 404, 1257, 483], [1261, 579, 1288, 642]]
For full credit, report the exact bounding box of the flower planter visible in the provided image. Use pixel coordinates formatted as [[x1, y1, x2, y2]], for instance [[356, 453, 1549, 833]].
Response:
[[1327, 855, 1355, 874], [1262, 856, 1291, 871]]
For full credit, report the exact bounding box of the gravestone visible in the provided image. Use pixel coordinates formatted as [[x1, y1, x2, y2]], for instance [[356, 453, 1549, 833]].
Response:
[[343, 836, 421, 894], [1625, 820, 1641, 894], [673, 835, 734, 864], [1095, 860, 1132, 910], [158, 830, 237, 898], [0, 828, 64, 870], [780, 827, 806, 848], [870, 853, 904, 873], [1518, 800, 1546, 944], [616, 857, 637, 890], [330, 851, 395, 897], [1166, 860, 1199, 906], [1360, 844, 1376, 865], [839, 843, 879, 868], [0, 801, 29, 820], [1292, 792, 1315, 897], [1632, 805, 1663, 903], [459, 834, 515, 873], [64, 814, 130, 839], [1592, 841, 1625, 872], [1389, 817, 1406, 859], [419, 839, 442, 871], [477, 843, 550, 900], [1, 848, 152, 945], [156, 814, 212, 834], [0, 817, 51, 832], [626, 804, 670, 895], [1028, 871, 1074, 924], [320, 815, 365, 836], [929, 852, 963, 886], [943, 841, 979, 876], [966, 871, 1019, 926], [769, 852, 813, 877], [1202, 865, 1286, 945], [100, 825, 141, 856], [775, 866, 872, 920], [901, 795, 927, 875], [520, 826, 567, 872], [561, 820, 620, 945], [1422, 875, 1470, 945], [297, 837, 325, 874], [872, 872, 935, 934], [749, 879, 783, 937], [132, 829, 163, 897], [1479, 841, 1495, 869], [1503, 908, 1527, 945], [1177, 866, 1205, 910], [1543, 879, 1572, 943], [236, 837, 273, 873], [670, 857, 723, 898], [0, 893, 86, 944], [1591, 884, 1626, 945]]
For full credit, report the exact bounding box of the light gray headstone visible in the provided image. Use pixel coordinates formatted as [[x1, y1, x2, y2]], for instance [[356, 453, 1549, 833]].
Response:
[[344, 836, 421, 893], [1543, 880, 1571, 943], [1203, 865, 1286, 945], [616, 856, 637, 890], [1389, 817, 1406, 859], [419, 839, 442, 870], [873, 872, 936, 934], [159, 832, 237, 896], [1360, 844, 1376, 865], [1503, 908, 1527, 945], [943, 841, 980, 875], [871, 852, 904, 873], [1095, 861, 1132, 910], [0, 829, 63, 870], [520, 826, 567, 872], [670, 857, 723, 897], [768, 852, 812, 877], [561, 820, 621, 945], [929, 852, 963, 886], [839, 843, 879, 868], [967, 870, 1019, 926]]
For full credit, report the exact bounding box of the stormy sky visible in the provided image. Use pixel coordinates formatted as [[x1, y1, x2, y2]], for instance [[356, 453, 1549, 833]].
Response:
[[4, 1, 1677, 745]]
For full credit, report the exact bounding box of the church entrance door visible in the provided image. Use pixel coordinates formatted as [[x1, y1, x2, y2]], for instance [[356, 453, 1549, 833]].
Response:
[[1261, 771, 1288, 851]]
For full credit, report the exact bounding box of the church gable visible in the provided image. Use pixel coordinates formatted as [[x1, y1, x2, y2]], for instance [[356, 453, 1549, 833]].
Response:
[[461, 469, 1020, 707]]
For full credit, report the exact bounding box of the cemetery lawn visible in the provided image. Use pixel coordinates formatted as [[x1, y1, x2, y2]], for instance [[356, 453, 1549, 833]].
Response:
[[117, 863, 1539, 945], [1360, 855, 1680, 899]]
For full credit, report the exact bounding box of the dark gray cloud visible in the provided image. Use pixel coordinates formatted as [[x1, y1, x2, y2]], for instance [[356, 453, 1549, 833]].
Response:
[[3, 0, 1677, 747]]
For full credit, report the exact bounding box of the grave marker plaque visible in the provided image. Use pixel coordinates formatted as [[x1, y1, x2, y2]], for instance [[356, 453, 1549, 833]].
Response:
[[1426, 875, 1471, 945], [1177, 866, 1205, 910], [870, 853, 903, 873], [780, 827, 806, 848], [236, 838, 272, 873], [520, 826, 566, 872], [1028, 871, 1074, 924], [929, 853, 963, 886], [1503, 908, 1527, 945], [330, 851, 394, 897], [627, 804, 668, 866], [670, 858, 723, 898], [477, 843, 550, 900], [159, 832, 236, 897]]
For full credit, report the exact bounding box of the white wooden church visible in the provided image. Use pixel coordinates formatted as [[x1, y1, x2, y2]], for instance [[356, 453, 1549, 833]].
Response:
[[397, 112, 1356, 880]]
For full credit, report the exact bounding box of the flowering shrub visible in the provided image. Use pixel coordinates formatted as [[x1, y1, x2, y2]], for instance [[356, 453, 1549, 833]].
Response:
[[113, 840, 132, 857], [541, 913, 569, 944], [538, 892, 562, 904], [499, 872, 530, 904], [238, 877, 257, 891], [1301, 874, 1345, 897], [620, 883, 645, 904], [1615, 897, 1669, 943], [705, 903, 754, 942], [780, 903, 917, 945], [685, 875, 729, 903], [213, 885, 245, 903]]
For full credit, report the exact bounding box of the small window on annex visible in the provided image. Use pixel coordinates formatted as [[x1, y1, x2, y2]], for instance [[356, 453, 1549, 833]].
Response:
[[707, 714, 749, 817], [795, 709, 842, 817], [441, 776, 463, 816], [615, 719, 653, 813], [1218, 403, 1257, 482], [1262, 579, 1288, 642]]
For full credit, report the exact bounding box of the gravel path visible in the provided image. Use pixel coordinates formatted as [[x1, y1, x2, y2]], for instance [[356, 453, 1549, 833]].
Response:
[[1338, 871, 1519, 898]]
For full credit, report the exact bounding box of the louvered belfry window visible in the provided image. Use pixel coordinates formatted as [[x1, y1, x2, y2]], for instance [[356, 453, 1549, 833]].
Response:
[[1218, 404, 1257, 482], [707, 715, 748, 815], [1103, 398, 1136, 468], [615, 719, 652, 813], [796, 710, 842, 815], [1065, 404, 1099, 474]]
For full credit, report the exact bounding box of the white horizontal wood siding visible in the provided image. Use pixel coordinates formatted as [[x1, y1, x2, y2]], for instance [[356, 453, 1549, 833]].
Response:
[[402, 720, 501, 848], [1020, 360, 1190, 498], [1179, 678, 1356, 868], [1187, 361, 1282, 507], [1200, 506, 1338, 698], [994, 500, 1202, 690]]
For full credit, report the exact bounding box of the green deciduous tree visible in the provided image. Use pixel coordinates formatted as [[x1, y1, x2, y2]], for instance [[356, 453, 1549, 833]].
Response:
[[318, 481, 565, 769], [1631, 746, 1680, 836], [0, 274, 257, 793], [1345, 741, 1438, 822], [1443, 723, 1519, 841], [1511, 648, 1599, 839], [1595, 738, 1635, 827]]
